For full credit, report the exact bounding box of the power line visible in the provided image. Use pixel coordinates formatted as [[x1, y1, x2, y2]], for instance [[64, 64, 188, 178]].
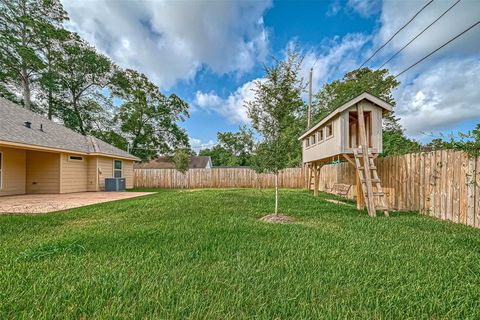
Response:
[[359, 0, 435, 68], [395, 20, 480, 78], [378, 0, 461, 69]]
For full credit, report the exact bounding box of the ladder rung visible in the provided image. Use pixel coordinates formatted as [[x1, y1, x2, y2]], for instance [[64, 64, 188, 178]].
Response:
[[364, 192, 384, 197], [360, 178, 380, 183]]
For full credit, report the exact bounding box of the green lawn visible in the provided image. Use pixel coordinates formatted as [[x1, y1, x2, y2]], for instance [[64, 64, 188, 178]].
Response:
[[1, 189, 479, 319]]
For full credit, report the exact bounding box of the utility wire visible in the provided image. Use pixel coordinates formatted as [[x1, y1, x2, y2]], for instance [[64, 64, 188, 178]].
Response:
[[358, 0, 435, 68], [395, 20, 480, 77], [378, 0, 461, 69]]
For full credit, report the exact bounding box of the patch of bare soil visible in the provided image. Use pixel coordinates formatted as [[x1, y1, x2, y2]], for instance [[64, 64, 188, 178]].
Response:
[[259, 214, 295, 224]]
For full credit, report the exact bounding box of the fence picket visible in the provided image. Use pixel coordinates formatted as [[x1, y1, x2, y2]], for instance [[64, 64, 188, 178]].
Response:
[[134, 150, 478, 228]]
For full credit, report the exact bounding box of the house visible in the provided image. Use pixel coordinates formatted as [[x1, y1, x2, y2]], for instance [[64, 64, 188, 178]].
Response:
[[298, 92, 393, 217], [134, 156, 212, 169], [298, 92, 393, 164], [0, 97, 140, 196]]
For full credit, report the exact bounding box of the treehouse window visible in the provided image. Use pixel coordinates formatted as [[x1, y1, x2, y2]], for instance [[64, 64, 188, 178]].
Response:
[[317, 129, 324, 142], [311, 134, 316, 145], [326, 123, 333, 138], [305, 138, 310, 148], [349, 111, 372, 148]]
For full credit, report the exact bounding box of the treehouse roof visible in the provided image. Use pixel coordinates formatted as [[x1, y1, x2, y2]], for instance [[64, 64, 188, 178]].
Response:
[[298, 92, 393, 140]]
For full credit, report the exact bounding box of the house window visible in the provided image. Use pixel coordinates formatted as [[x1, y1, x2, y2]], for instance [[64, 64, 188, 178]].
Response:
[[114, 160, 123, 178], [0, 152, 2, 190], [326, 123, 333, 138], [310, 134, 316, 145], [305, 138, 310, 148], [69, 155, 84, 161], [317, 129, 324, 142]]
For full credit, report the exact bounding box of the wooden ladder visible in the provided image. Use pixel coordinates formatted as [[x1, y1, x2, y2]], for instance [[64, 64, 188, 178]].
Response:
[[306, 163, 321, 196], [353, 147, 389, 217]]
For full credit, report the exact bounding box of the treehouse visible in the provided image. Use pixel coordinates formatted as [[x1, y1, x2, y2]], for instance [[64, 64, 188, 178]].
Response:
[[299, 92, 393, 217]]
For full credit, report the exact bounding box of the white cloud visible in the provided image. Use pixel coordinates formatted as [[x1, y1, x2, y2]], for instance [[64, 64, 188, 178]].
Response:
[[395, 58, 480, 138], [373, 0, 480, 72], [189, 137, 215, 152], [347, 0, 381, 17], [62, 0, 271, 88], [298, 34, 369, 98], [194, 79, 261, 124]]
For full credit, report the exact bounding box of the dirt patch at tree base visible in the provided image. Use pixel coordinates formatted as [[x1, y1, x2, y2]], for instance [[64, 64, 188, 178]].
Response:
[[259, 214, 295, 224]]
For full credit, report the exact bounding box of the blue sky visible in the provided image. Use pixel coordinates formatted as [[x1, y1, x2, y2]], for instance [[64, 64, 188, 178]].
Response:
[[64, 0, 480, 151]]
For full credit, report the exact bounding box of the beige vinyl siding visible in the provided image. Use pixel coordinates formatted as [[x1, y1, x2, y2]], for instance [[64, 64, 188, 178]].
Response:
[[97, 156, 134, 190], [124, 160, 134, 189], [26, 150, 60, 194], [87, 156, 98, 191], [0, 146, 26, 196], [97, 157, 113, 191], [302, 115, 343, 163], [60, 153, 88, 193]]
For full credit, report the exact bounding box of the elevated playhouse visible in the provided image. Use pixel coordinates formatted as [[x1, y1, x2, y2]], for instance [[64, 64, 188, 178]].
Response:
[[299, 92, 393, 217]]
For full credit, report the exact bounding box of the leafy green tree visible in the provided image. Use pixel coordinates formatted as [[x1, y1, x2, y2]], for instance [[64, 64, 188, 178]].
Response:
[[36, 22, 70, 119], [0, 0, 67, 109], [172, 148, 190, 174], [55, 34, 113, 135], [313, 67, 398, 122], [199, 145, 230, 166], [246, 50, 306, 214], [452, 124, 480, 157], [313, 67, 420, 157], [200, 126, 255, 166], [110, 69, 190, 160]]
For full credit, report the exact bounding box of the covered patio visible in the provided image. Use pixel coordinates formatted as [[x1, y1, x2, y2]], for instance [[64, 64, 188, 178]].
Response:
[[0, 192, 154, 214]]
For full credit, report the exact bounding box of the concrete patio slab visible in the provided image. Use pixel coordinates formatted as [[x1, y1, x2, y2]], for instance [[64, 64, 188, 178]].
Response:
[[0, 192, 155, 214]]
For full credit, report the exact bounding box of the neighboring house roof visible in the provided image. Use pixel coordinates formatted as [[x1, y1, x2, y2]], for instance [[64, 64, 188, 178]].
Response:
[[134, 156, 212, 169], [299, 92, 393, 140], [0, 97, 139, 160]]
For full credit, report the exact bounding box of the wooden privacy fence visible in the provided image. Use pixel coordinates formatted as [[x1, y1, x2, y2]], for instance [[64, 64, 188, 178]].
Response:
[[134, 167, 305, 189], [316, 150, 480, 228], [134, 150, 480, 228]]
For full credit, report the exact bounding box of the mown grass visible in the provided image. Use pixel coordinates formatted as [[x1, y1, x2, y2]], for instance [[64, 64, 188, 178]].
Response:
[[1, 189, 479, 319]]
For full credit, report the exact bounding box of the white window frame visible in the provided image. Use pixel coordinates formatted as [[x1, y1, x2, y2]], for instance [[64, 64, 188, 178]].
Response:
[[326, 123, 334, 139], [68, 155, 84, 162], [317, 129, 324, 143], [113, 159, 123, 178], [305, 138, 310, 148], [0, 151, 3, 190]]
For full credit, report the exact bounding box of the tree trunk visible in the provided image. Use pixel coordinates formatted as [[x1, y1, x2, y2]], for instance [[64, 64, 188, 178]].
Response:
[[22, 69, 31, 110], [275, 173, 279, 215], [73, 98, 85, 135], [47, 88, 53, 120]]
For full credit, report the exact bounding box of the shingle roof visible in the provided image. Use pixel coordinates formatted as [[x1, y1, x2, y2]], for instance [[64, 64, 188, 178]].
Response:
[[134, 156, 212, 169], [0, 97, 139, 160]]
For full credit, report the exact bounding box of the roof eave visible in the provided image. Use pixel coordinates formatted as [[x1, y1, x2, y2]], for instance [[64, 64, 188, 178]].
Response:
[[298, 92, 393, 140]]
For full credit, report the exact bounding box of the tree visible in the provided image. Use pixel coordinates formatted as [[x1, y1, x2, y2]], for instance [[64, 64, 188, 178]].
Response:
[[313, 67, 398, 122], [110, 69, 190, 160], [246, 50, 306, 214], [200, 126, 255, 166], [172, 148, 190, 174], [452, 124, 480, 157], [36, 22, 70, 119], [313, 67, 420, 157], [199, 146, 231, 166], [55, 34, 113, 135], [0, 0, 67, 109]]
